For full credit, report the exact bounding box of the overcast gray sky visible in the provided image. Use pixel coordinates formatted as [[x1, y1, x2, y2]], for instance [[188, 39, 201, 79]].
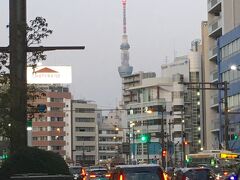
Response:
[[0, 0, 207, 108]]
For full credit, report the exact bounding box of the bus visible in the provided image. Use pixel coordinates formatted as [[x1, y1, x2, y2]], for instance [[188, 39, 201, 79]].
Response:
[[186, 150, 240, 168]]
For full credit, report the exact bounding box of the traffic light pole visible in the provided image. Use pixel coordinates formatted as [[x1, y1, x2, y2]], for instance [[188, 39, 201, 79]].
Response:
[[160, 106, 166, 169]]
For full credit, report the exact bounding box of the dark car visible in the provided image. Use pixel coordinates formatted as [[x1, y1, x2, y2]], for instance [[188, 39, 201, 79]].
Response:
[[85, 167, 111, 180], [109, 164, 168, 180], [69, 166, 86, 180], [173, 167, 215, 180]]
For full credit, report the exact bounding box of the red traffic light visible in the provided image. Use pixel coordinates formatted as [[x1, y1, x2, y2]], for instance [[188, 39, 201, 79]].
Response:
[[162, 149, 167, 157], [184, 141, 189, 145]]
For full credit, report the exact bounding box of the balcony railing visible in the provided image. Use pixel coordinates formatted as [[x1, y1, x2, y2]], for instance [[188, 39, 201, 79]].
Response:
[[208, 0, 221, 12], [209, 16, 222, 36], [210, 95, 219, 107], [208, 46, 218, 59], [210, 70, 219, 82], [211, 119, 220, 131]]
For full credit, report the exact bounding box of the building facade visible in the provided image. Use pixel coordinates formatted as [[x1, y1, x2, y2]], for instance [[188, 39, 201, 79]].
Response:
[[218, 25, 240, 152], [71, 100, 98, 166], [98, 111, 124, 163], [123, 75, 173, 164], [201, 0, 240, 150], [31, 85, 72, 160]]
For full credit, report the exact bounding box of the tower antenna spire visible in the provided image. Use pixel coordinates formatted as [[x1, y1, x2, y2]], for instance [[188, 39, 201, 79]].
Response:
[[118, 0, 133, 78], [122, 0, 127, 34]]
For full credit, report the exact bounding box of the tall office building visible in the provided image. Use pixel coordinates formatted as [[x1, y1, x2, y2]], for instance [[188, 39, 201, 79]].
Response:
[[201, 0, 240, 150], [71, 100, 98, 166]]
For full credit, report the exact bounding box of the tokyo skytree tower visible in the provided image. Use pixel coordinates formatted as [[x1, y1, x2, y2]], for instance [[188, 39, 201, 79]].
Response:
[[118, 0, 133, 78]]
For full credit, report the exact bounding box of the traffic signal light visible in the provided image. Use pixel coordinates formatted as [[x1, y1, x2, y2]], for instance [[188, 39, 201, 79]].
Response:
[[210, 158, 216, 166], [184, 141, 189, 145], [233, 134, 238, 140], [139, 133, 151, 143], [162, 149, 167, 157]]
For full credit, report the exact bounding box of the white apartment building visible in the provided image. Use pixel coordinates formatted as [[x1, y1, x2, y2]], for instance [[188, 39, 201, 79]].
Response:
[[71, 100, 98, 166], [123, 75, 173, 163], [98, 111, 124, 163]]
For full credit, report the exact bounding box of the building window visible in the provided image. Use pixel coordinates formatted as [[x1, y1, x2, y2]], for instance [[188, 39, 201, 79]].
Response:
[[52, 146, 62, 150], [50, 107, 63, 112], [75, 108, 95, 113], [75, 127, 95, 132], [51, 117, 64, 122], [76, 136, 95, 141], [75, 118, 95, 123], [50, 98, 63, 102], [221, 37, 240, 60], [76, 146, 95, 152]]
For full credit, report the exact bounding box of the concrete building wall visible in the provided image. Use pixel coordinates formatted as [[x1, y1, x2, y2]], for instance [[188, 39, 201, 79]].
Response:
[[72, 100, 98, 166]]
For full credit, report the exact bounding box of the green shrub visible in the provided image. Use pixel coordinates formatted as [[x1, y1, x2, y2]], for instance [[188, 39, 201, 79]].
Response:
[[0, 147, 70, 179]]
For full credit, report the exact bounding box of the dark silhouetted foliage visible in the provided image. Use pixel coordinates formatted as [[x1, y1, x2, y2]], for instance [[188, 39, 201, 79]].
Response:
[[0, 147, 70, 179]]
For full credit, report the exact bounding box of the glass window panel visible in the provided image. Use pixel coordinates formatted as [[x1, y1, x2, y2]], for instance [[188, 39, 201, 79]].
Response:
[[234, 94, 238, 107], [237, 38, 240, 52], [229, 70, 234, 81], [229, 43, 233, 56], [233, 40, 237, 53]]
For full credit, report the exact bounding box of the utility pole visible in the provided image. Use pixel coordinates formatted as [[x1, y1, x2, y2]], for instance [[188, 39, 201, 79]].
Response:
[[223, 81, 229, 150], [160, 105, 166, 169], [0, 1, 85, 153], [9, 0, 28, 152]]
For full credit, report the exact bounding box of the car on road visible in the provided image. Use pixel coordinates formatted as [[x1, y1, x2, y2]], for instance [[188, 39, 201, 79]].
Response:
[[173, 167, 215, 180], [69, 166, 86, 180], [109, 164, 168, 180], [85, 166, 111, 180]]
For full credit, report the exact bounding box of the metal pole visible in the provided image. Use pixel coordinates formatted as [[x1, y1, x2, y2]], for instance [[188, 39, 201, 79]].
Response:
[[181, 108, 185, 167], [161, 107, 166, 169], [9, 0, 28, 153], [132, 126, 135, 161], [224, 81, 229, 150], [147, 122, 150, 164], [128, 126, 131, 164]]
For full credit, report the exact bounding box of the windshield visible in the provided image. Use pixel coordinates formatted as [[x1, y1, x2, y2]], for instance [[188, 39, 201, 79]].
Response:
[[69, 167, 81, 174], [125, 172, 161, 180], [122, 167, 163, 180], [185, 169, 211, 180]]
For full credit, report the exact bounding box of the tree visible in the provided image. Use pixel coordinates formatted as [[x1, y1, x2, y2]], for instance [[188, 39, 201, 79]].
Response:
[[0, 17, 52, 145]]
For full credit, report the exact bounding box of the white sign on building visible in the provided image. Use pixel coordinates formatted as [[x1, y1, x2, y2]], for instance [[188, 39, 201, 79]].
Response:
[[27, 66, 72, 84]]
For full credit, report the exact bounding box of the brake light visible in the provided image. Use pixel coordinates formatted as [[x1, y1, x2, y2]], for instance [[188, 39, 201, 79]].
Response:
[[105, 174, 111, 178], [119, 174, 124, 180], [81, 169, 86, 176], [90, 174, 96, 178], [163, 172, 168, 180]]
